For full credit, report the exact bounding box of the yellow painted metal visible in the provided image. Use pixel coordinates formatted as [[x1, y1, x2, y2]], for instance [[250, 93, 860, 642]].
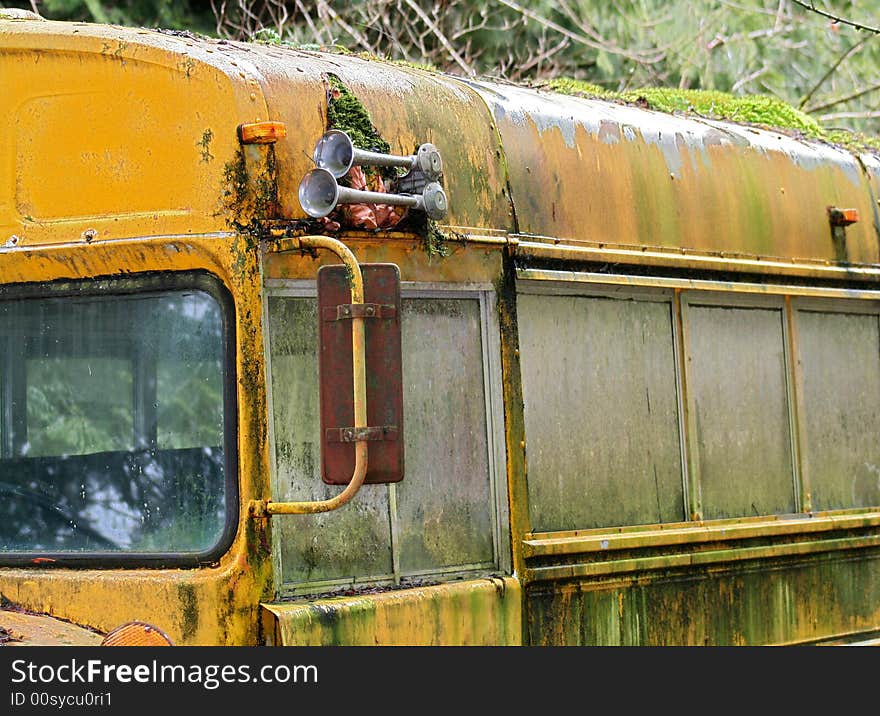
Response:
[[262, 236, 369, 515], [523, 510, 880, 557], [0, 20, 269, 247], [244, 54, 513, 231], [4, 17, 880, 647], [0, 236, 274, 646], [513, 239, 880, 282], [261, 577, 522, 646], [471, 80, 880, 269], [0, 609, 104, 646], [516, 267, 880, 299], [264, 234, 505, 285]]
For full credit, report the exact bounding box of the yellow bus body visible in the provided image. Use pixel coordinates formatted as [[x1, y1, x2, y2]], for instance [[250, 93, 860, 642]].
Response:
[[2, 17, 880, 646]]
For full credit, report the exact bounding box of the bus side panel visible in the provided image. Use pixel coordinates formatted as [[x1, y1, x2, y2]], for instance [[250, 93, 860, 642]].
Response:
[[262, 578, 522, 646], [526, 552, 880, 645]]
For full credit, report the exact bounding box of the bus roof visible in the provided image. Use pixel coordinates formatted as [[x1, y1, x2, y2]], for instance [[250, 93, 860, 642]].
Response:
[[2, 17, 878, 272]]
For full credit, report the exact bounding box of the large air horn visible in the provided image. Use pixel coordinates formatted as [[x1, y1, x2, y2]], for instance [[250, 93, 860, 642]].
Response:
[[313, 129, 443, 181], [299, 167, 448, 220]]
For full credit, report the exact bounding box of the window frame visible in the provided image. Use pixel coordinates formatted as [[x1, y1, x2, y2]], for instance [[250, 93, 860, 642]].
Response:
[[262, 279, 510, 597], [516, 267, 880, 534], [788, 295, 880, 513], [0, 271, 239, 569], [678, 291, 799, 520], [515, 279, 689, 530]]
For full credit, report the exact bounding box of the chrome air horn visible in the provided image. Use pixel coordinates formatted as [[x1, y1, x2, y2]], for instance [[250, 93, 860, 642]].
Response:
[[313, 129, 443, 180], [298, 130, 448, 221], [299, 168, 448, 220]]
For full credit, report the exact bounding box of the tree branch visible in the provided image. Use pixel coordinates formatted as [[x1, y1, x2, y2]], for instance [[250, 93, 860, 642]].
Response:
[[400, 0, 475, 75], [798, 35, 873, 108], [789, 0, 880, 34], [805, 80, 880, 114], [819, 110, 880, 121], [494, 0, 667, 64]]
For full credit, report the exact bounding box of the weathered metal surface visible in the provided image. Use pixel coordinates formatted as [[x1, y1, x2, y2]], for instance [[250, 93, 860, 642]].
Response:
[[861, 153, 880, 232], [523, 511, 880, 558], [5, 17, 880, 648], [469, 80, 879, 268], [213, 44, 512, 232], [514, 239, 880, 283], [0, 20, 266, 247], [522, 513, 880, 644], [525, 548, 880, 645], [517, 290, 684, 531], [264, 236, 505, 284], [794, 306, 880, 511], [318, 264, 403, 485], [0, 609, 104, 646], [262, 577, 521, 645], [516, 267, 880, 300], [684, 302, 796, 519]]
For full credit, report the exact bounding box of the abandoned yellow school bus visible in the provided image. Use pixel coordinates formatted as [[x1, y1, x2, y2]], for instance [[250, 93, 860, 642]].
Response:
[[2, 13, 880, 647]]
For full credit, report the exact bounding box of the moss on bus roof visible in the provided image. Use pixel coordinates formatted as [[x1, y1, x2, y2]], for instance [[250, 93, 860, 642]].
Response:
[[226, 33, 880, 156], [540, 77, 880, 155]]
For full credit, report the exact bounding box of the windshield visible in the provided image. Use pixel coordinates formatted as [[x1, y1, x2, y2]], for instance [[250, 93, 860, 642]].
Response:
[[0, 276, 232, 562]]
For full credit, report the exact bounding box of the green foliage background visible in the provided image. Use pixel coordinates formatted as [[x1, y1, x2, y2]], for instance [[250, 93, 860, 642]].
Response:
[[3, 1, 879, 135]]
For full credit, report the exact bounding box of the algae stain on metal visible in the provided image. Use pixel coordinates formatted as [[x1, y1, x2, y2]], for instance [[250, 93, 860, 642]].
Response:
[[177, 583, 199, 641], [198, 129, 214, 163], [221, 144, 279, 264]]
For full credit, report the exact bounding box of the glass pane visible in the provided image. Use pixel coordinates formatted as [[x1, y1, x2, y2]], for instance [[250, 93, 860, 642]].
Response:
[[26, 358, 133, 456], [0, 287, 227, 554], [266, 296, 393, 584], [518, 292, 684, 531], [686, 304, 795, 519], [395, 298, 495, 573], [796, 309, 880, 510]]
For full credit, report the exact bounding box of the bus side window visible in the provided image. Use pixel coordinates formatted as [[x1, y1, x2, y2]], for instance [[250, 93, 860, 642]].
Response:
[[265, 287, 506, 594], [682, 298, 796, 519], [518, 281, 880, 535], [517, 287, 685, 531], [793, 304, 880, 510]]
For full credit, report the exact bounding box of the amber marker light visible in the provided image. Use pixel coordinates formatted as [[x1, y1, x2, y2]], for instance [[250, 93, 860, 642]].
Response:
[[828, 206, 860, 227], [101, 621, 174, 646], [238, 121, 287, 145]]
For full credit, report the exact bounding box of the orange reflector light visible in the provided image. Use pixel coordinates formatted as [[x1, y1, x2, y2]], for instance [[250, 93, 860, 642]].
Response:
[[238, 121, 287, 145], [101, 621, 174, 646], [828, 207, 859, 227]]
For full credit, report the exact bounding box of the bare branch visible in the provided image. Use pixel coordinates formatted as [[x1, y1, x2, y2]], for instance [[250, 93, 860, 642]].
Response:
[[805, 80, 880, 114], [789, 0, 880, 34], [400, 0, 475, 75], [317, 0, 374, 52], [798, 35, 874, 108], [731, 63, 770, 93], [494, 0, 667, 64], [819, 110, 880, 121], [294, 0, 326, 45]]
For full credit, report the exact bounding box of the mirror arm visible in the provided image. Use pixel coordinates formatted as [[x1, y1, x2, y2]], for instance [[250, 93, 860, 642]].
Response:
[[256, 235, 368, 515]]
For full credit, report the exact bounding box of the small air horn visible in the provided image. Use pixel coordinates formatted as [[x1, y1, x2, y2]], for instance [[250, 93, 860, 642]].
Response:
[[313, 129, 443, 181], [298, 168, 448, 220]]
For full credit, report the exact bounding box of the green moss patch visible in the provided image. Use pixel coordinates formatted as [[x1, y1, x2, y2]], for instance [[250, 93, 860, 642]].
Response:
[[325, 73, 396, 182], [542, 78, 879, 155], [326, 73, 390, 154]]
